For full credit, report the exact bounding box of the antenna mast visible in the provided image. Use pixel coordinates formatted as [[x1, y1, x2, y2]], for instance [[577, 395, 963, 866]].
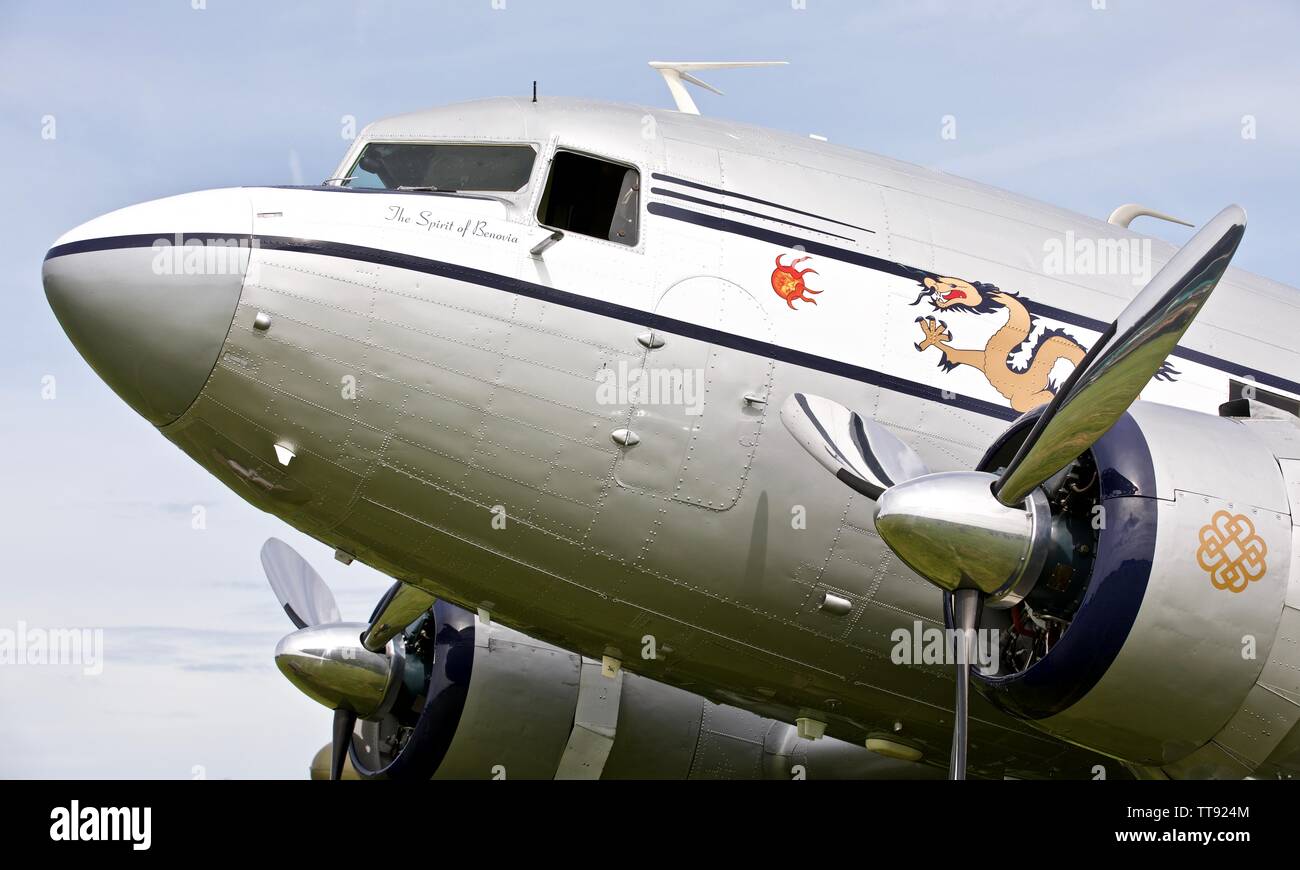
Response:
[[647, 61, 788, 115]]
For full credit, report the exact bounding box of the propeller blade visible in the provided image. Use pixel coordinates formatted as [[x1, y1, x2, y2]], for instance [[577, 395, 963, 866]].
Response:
[[331, 708, 357, 781], [780, 393, 930, 500], [949, 589, 982, 781], [261, 537, 341, 628], [994, 205, 1246, 505]]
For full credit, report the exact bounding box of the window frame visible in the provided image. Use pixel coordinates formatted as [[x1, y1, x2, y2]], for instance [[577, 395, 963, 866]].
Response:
[[341, 140, 542, 195], [535, 147, 644, 250]]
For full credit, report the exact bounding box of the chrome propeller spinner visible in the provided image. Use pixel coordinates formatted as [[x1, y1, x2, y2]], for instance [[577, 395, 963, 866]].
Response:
[[782, 204, 1246, 779], [261, 538, 434, 780]]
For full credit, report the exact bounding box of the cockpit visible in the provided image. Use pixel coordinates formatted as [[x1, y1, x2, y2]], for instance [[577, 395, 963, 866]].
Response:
[[337, 140, 640, 247], [343, 142, 536, 194]]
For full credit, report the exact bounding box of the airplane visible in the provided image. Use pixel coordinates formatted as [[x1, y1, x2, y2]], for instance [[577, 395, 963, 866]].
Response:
[[40, 61, 1300, 780]]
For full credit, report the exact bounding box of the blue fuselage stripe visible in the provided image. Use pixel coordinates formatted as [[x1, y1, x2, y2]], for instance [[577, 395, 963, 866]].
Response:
[[649, 187, 856, 242], [44, 220, 1300, 411], [647, 202, 1300, 397], [650, 172, 876, 233]]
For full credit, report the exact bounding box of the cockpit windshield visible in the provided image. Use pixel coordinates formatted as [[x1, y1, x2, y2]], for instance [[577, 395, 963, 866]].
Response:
[[343, 143, 536, 192]]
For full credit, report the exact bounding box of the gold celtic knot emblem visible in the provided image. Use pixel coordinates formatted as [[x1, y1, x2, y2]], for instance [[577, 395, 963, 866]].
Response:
[[1196, 510, 1267, 593]]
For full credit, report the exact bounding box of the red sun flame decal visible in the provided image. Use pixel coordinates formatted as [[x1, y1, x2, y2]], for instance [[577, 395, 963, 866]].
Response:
[[771, 254, 822, 309]]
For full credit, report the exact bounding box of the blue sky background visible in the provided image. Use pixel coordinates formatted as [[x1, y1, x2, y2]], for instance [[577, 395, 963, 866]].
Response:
[[1, 0, 1297, 778]]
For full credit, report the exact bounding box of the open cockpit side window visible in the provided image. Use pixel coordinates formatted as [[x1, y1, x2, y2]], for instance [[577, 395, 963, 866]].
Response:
[[537, 150, 640, 246], [344, 143, 536, 193]]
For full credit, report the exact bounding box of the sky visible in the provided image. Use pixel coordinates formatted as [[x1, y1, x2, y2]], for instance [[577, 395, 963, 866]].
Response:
[[1, 0, 1297, 778]]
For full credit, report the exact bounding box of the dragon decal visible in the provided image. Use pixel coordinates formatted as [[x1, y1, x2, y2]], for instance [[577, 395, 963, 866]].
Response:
[[911, 275, 1177, 412]]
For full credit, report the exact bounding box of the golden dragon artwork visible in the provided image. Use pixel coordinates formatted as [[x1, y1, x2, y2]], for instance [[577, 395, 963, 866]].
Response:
[[912, 275, 1176, 412]]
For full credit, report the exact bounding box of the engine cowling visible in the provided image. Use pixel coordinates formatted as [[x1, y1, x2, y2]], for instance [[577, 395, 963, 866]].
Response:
[[346, 603, 938, 780], [963, 399, 1300, 776]]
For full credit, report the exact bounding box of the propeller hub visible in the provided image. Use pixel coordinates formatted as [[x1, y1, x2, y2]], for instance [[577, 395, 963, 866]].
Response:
[[274, 622, 405, 719], [873, 471, 1050, 603]]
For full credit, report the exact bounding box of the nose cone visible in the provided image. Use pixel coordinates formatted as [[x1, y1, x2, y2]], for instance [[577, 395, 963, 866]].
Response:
[[42, 189, 253, 425], [874, 471, 1035, 595], [274, 623, 402, 718]]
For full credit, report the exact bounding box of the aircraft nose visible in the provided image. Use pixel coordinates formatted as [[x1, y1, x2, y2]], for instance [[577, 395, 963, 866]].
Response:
[[42, 189, 253, 425]]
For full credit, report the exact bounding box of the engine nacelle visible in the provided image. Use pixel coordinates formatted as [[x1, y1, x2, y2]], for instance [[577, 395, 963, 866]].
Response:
[[966, 400, 1300, 776], [347, 603, 937, 780]]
